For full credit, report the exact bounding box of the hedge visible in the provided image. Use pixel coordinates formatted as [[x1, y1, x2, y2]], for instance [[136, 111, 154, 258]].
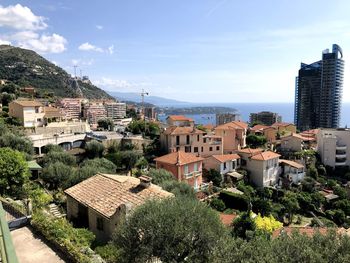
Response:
[[31, 211, 103, 263], [219, 190, 249, 211]]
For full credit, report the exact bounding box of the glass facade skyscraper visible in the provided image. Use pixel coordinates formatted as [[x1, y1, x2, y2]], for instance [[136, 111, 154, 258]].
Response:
[[294, 44, 344, 131]]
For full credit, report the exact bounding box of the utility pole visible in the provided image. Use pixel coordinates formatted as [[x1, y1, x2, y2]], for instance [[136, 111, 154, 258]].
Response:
[[80, 69, 83, 79], [73, 65, 78, 78], [141, 89, 149, 138]]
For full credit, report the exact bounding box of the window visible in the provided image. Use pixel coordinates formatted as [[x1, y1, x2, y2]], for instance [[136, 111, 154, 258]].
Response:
[[223, 162, 227, 170], [197, 134, 200, 141], [216, 146, 220, 151], [97, 217, 104, 231], [194, 163, 198, 171], [194, 147, 198, 153], [209, 147, 213, 151], [185, 146, 191, 153], [184, 165, 189, 175], [203, 138, 207, 143], [201, 147, 203, 152], [186, 135, 190, 144], [176, 136, 180, 145]]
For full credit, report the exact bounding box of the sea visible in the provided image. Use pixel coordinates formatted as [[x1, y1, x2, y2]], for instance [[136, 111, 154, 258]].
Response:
[[158, 102, 350, 127]]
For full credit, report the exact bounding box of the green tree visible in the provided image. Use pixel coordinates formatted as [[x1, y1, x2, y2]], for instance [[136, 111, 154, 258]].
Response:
[[231, 212, 256, 239], [85, 140, 105, 159], [97, 118, 115, 131], [41, 162, 74, 189], [246, 134, 267, 148], [0, 147, 29, 196], [113, 197, 227, 263], [0, 133, 34, 155], [205, 168, 222, 187], [160, 180, 196, 198], [282, 192, 300, 225], [147, 168, 174, 185], [307, 165, 319, 179], [41, 150, 76, 166]]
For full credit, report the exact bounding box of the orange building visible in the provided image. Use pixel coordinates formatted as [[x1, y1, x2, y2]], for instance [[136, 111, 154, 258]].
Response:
[[155, 151, 203, 189], [250, 124, 277, 143]]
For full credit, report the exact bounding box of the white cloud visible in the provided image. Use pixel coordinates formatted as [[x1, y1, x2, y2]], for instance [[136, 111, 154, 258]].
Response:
[[0, 4, 47, 31], [9, 31, 38, 41], [18, 33, 67, 53], [0, 39, 11, 45], [93, 77, 135, 91], [96, 25, 103, 30], [71, 58, 94, 66], [78, 42, 104, 52], [108, 45, 114, 54]]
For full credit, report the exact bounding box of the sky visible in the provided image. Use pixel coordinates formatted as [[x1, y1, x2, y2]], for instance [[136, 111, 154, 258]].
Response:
[[0, 1, 350, 103]]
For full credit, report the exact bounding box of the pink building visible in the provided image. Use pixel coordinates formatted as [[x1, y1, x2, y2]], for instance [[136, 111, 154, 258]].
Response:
[[160, 126, 223, 157], [84, 100, 107, 124], [57, 98, 82, 120], [214, 121, 248, 153], [155, 151, 203, 189], [166, 115, 194, 127]]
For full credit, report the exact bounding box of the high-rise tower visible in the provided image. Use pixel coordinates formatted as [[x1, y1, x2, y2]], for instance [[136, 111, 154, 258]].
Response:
[[294, 44, 344, 131]]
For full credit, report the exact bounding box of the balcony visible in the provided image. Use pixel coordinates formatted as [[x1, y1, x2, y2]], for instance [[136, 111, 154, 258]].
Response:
[[336, 145, 347, 151], [336, 154, 347, 159], [184, 171, 201, 178], [335, 161, 347, 166]]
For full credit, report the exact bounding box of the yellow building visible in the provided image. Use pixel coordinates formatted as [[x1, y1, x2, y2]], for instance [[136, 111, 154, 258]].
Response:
[[9, 100, 45, 128]]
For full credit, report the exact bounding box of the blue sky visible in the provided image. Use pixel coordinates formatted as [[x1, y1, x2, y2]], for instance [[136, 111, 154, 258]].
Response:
[[0, 1, 350, 103]]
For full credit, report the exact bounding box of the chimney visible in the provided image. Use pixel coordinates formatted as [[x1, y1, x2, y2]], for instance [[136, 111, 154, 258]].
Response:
[[139, 175, 152, 188]]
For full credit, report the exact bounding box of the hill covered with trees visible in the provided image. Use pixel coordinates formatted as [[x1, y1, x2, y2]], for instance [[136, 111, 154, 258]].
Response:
[[0, 45, 112, 99]]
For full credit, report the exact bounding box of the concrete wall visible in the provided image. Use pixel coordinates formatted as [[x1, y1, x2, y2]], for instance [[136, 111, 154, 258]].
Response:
[[281, 136, 303, 152]]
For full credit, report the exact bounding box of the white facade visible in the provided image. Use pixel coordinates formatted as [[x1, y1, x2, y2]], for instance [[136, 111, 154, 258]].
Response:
[[317, 129, 350, 168]]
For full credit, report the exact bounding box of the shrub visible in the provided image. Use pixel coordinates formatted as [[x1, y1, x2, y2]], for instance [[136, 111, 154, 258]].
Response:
[[85, 140, 105, 159], [219, 191, 249, 211], [95, 244, 121, 263], [210, 198, 226, 212]]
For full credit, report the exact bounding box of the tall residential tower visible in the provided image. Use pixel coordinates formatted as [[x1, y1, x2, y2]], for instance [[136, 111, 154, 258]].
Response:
[[294, 44, 344, 131]]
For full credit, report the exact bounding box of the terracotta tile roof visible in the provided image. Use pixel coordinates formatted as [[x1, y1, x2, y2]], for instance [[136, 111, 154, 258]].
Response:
[[64, 173, 173, 218], [203, 124, 215, 130], [250, 124, 269, 131], [282, 133, 304, 140], [237, 148, 264, 155], [272, 122, 295, 127], [167, 115, 194, 122], [44, 106, 64, 118], [154, 151, 204, 165], [212, 154, 240, 163], [163, 126, 205, 135], [219, 213, 237, 227], [215, 121, 248, 130], [250, 151, 280, 161], [12, 100, 43, 107], [272, 227, 329, 239], [279, 159, 304, 169]]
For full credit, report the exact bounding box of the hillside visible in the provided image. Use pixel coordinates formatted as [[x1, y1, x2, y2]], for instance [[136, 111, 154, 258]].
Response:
[[109, 91, 189, 106], [0, 45, 112, 99]]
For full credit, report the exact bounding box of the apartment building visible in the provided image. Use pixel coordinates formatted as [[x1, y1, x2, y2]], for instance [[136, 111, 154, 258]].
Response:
[[160, 126, 223, 157], [237, 148, 280, 187], [144, 107, 157, 120], [280, 133, 305, 152], [249, 111, 282, 126], [57, 98, 82, 120], [84, 100, 107, 124], [214, 121, 248, 153], [155, 151, 203, 189], [203, 154, 241, 178], [104, 101, 126, 121], [279, 159, 305, 185], [216, 113, 240, 126], [317, 128, 350, 168], [166, 115, 194, 127], [9, 100, 45, 127]]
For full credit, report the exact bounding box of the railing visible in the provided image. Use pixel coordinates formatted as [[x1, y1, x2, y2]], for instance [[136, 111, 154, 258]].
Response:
[[0, 202, 19, 263], [185, 171, 201, 178]]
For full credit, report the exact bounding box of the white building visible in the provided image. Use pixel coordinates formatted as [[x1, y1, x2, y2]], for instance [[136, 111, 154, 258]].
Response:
[[237, 148, 280, 187], [317, 128, 350, 168], [279, 159, 305, 185], [104, 102, 126, 121]]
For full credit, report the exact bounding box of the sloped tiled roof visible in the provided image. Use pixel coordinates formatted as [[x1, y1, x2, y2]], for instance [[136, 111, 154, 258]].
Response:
[[237, 148, 264, 155], [12, 100, 43, 107], [64, 173, 173, 218], [251, 124, 275, 132], [220, 213, 237, 227], [154, 151, 203, 165], [279, 159, 304, 169], [212, 154, 240, 163], [215, 121, 248, 130], [163, 126, 205, 135], [167, 115, 194, 121], [250, 151, 280, 161], [272, 122, 295, 127]]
